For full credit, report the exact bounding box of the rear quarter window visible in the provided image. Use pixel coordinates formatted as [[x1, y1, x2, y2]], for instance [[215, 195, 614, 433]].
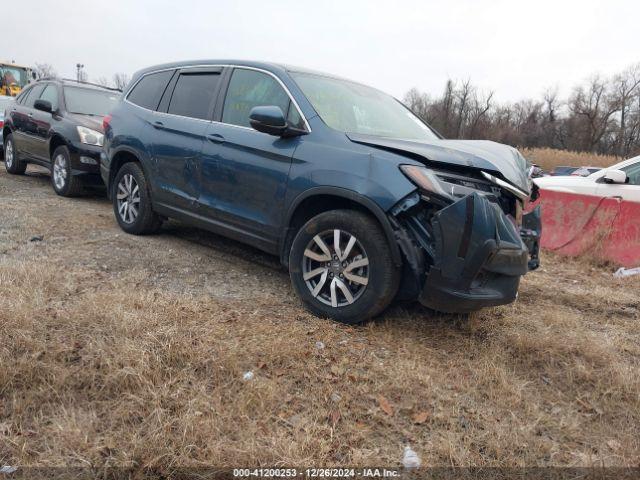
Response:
[[127, 70, 173, 111]]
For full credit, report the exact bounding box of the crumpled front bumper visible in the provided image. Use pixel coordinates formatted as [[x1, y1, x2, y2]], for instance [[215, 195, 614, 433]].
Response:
[[418, 192, 540, 313]]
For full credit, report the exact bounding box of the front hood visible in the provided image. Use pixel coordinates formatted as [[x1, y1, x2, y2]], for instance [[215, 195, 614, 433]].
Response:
[[346, 133, 531, 194], [67, 113, 104, 133]]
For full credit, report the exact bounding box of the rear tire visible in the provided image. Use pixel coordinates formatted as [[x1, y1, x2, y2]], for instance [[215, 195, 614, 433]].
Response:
[[112, 162, 162, 235], [4, 134, 27, 175], [289, 209, 400, 324], [51, 145, 84, 197]]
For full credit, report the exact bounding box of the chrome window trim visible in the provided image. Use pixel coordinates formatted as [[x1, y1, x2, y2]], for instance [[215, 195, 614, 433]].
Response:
[[124, 64, 311, 132], [152, 109, 212, 124]]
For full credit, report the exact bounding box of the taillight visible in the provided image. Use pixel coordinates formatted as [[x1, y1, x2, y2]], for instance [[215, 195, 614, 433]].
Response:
[[0, 120, 4, 129], [102, 114, 112, 131]]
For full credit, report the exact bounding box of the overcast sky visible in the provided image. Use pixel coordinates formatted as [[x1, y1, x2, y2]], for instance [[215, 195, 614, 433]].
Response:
[[3, 0, 638, 102]]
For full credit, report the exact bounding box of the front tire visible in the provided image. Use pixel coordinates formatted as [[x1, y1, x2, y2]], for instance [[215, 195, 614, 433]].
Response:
[[289, 210, 400, 324], [112, 162, 162, 235], [51, 146, 84, 197], [4, 134, 27, 175]]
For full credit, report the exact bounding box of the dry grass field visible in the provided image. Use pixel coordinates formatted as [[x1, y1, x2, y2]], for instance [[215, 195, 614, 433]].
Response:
[[521, 148, 620, 172], [1, 162, 639, 471]]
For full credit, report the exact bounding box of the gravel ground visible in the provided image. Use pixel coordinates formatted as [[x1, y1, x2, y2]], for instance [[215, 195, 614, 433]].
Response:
[[1, 164, 639, 470]]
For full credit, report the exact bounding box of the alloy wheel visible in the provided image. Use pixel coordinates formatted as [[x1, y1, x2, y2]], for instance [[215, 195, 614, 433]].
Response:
[[302, 229, 369, 307], [5, 141, 13, 169], [53, 154, 67, 190], [116, 173, 140, 224]]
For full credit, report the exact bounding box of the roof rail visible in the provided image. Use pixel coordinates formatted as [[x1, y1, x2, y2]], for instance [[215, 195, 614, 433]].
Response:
[[38, 77, 123, 93]]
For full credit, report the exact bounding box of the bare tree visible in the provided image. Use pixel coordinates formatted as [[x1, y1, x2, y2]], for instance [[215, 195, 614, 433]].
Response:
[[467, 90, 494, 138], [94, 76, 110, 88], [543, 87, 560, 123], [401, 61, 640, 157], [34, 63, 58, 80], [454, 79, 472, 138], [403, 88, 430, 121], [439, 79, 456, 136], [113, 73, 130, 91], [569, 75, 619, 152], [611, 64, 640, 157]]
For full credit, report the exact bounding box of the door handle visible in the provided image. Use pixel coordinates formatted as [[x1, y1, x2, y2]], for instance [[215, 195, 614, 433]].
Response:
[[152, 120, 164, 129], [207, 133, 225, 144], [28, 113, 33, 117]]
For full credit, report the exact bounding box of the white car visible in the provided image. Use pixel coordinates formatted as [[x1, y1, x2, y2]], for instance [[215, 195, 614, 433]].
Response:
[[534, 156, 640, 203]]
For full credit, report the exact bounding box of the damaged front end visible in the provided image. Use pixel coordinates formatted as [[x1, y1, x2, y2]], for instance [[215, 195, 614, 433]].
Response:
[[390, 166, 541, 313]]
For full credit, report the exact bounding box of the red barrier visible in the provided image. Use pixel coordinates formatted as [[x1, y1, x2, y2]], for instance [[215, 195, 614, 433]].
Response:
[[532, 189, 640, 267]]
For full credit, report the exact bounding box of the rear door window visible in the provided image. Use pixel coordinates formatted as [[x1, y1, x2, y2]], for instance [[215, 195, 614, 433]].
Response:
[[127, 70, 173, 110], [167, 73, 220, 120]]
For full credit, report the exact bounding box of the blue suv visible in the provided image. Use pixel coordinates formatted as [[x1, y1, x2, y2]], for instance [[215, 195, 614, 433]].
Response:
[[101, 60, 540, 324]]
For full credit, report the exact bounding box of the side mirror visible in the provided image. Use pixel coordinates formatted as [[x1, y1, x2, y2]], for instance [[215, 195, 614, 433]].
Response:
[[249, 106, 287, 136], [34, 99, 53, 114], [603, 169, 627, 184], [249, 105, 308, 138]]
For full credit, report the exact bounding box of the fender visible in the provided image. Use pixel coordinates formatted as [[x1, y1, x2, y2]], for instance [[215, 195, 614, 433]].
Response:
[[282, 186, 402, 267], [106, 144, 152, 191], [2, 120, 14, 140]]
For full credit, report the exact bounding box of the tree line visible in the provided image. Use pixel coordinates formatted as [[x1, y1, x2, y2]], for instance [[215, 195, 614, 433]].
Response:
[[403, 63, 640, 158]]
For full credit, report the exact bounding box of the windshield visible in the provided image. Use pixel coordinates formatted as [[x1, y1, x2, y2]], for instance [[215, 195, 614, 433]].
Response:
[[64, 87, 120, 116], [291, 72, 439, 141], [0, 67, 28, 87]]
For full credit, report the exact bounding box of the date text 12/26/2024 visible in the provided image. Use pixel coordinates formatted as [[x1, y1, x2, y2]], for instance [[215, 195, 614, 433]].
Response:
[[233, 468, 401, 478]]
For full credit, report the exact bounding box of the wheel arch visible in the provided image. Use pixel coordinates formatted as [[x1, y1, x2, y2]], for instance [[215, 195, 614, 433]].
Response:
[[107, 147, 148, 197], [49, 134, 67, 159], [2, 125, 12, 143], [281, 187, 402, 268]]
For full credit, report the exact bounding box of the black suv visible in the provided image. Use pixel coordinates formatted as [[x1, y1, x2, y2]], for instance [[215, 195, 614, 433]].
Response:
[[2, 79, 120, 196]]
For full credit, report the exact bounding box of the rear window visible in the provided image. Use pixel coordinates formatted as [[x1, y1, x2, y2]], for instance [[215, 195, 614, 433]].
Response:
[[127, 70, 173, 110], [167, 73, 220, 120], [63, 87, 120, 116]]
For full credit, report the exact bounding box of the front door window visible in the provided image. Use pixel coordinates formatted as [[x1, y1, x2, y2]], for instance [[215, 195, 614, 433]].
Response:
[[222, 69, 304, 129]]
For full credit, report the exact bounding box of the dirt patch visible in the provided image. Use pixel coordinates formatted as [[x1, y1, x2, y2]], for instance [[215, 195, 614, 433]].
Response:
[[1, 165, 639, 469]]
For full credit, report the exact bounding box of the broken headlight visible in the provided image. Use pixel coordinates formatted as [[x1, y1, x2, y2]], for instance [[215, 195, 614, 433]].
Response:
[[400, 165, 499, 201]]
